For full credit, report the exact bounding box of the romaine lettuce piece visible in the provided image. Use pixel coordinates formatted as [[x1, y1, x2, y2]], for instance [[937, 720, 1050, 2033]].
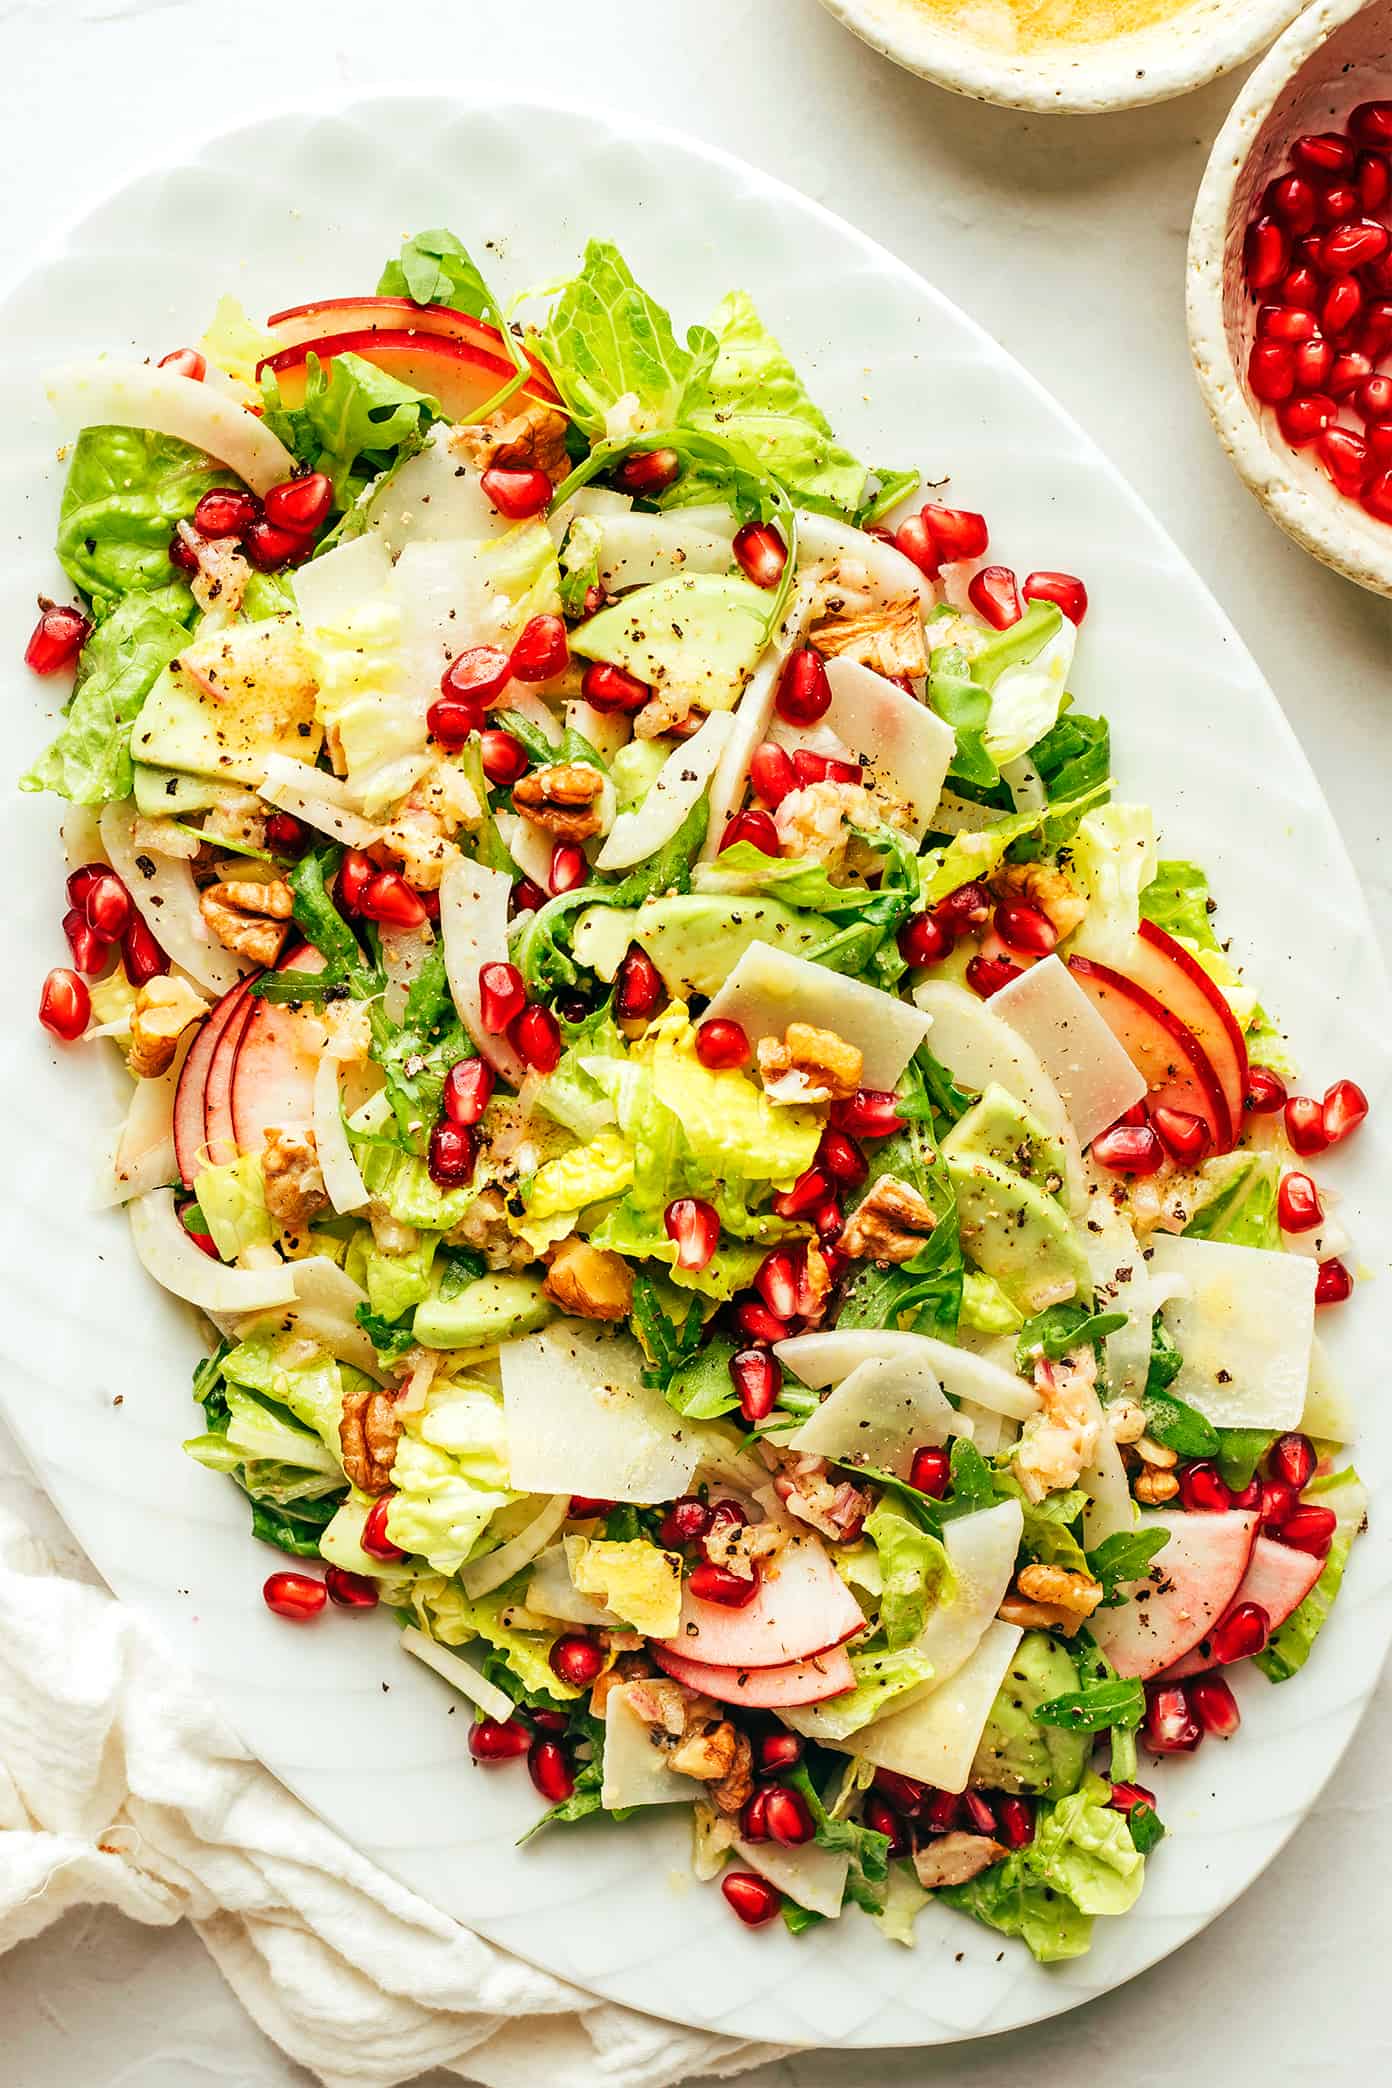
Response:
[[21, 586, 193, 805], [1066, 803, 1158, 967], [1255, 1466, 1366, 1682], [384, 1377, 516, 1574], [565, 1536, 682, 1638], [865, 1501, 952, 1650], [194, 1154, 273, 1262], [537, 239, 717, 437]]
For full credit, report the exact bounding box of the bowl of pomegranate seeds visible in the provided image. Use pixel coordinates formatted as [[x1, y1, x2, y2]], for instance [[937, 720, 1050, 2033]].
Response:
[[1188, 0, 1392, 595]]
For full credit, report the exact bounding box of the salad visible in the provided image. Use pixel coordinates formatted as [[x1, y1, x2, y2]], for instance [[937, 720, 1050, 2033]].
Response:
[[23, 226, 1370, 1957]]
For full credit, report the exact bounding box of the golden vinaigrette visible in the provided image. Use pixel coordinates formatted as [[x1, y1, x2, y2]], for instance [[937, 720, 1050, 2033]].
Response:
[[912, 0, 1200, 51]]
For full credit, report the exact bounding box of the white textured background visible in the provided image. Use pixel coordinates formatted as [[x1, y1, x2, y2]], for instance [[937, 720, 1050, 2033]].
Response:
[[2, 0, 1390, 2082]]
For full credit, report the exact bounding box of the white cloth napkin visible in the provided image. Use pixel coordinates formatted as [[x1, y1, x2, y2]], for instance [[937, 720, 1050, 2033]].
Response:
[[0, 1489, 787, 2088]]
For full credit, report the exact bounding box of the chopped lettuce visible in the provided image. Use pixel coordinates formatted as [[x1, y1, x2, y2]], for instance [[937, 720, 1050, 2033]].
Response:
[[54, 425, 228, 612], [1140, 858, 1220, 951], [537, 238, 717, 437], [865, 1500, 951, 1649], [385, 1377, 516, 1573], [939, 1773, 1145, 1961], [1256, 1466, 1366, 1682], [183, 1347, 345, 1558], [261, 351, 436, 504], [194, 1155, 274, 1261], [565, 1535, 682, 1638], [408, 1572, 582, 1701], [219, 1333, 359, 1466], [1066, 803, 1157, 966], [22, 586, 192, 804], [363, 1236, 437, 1322]]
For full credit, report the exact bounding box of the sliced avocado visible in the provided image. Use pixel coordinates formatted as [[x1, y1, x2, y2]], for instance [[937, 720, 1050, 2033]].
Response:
[[633, 894, 825, 1000], [569, 573, 770, 713], [943, 1082, 1070, 1208], [948, 1151, 1090, 1314], [412, 1273, 552, 1350], [132, 616, 320, 784], [132, 762, 232, 816], [970, 1630, 1089, 1799]]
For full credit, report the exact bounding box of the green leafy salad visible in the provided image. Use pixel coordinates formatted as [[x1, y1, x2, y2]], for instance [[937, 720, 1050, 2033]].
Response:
[[23, 225, 1369, 1955]]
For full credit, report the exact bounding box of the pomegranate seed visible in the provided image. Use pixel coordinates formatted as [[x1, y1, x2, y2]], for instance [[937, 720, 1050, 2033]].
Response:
[[1091, 1123, 1165, 1175], [441, 643, 513, 707], [790, 748, 860, 788], [337, 850, 375, 913], [755, 1731, 804, 1780], [1322, 277, 1365, 339], [1258, 303, 1319, 342], [830, 1088, 905, 1139], [1271, 1432, 1317, 1491], [159, 345, 207, 379], [775, 647, 832, 725], [1190, 1673, 1241, 1738], [262, 1570, 327, 1621], [191, 488, 260, 538], [1278, 393, 1336, 446], [1108, 1780, 1157, 1815], [1179, 1461, 1233, 1513], [1249, 338, 1296, 403], [1294, 131, 1355, 176], [814, 1199, 846, 1249], [1359, 374, 1392, 422], [1315, 1258, 1353, 1306], [425, 696, 482, 750], [1282, 263, 1321, 308], [264, 472, 333, 535], [813, 1131, 865, 1192], [478, 961, 526, 1032], [168, 529, 200, 573], [754, 1249, 800, 1321], [921, 502, 990, 562], [361, 1494, 404, 1561], [528, 1736, 575, 1802], [996, 1795, 1036, 1848], [1143, 1682, 1201, 1754], [38, 966, 90, 1041], [615, 946, 662, 1021], [265, 810, 307, 853], [479, 729, 529, 787], [1350, 101, 1392, 148], [1322, 1077, 1368, 1145], [938, 880, 994, 931], [428, 1119, 476, 1187], [243, 516, 304, 572], [1277, 1502, 1338, 1556], [1357, 299, 1392, 356], [1230, 1476, 1263, 1510], [482, 466, 552, 520], [660, 1496, 713, 1547], [733, 1299, 792, 1345], [862, 1791, 909, 1856], [1118, 1102, 1150, 1126], [531, 1709, 570, 1733], [688, 1560, 760, 1608], [25, 602, 91, 675], [580, 660, 649, 713], [443, 1057, 494, 1126], [763, 1785, 815, 1846], [719, 808, 780, 855], [874, 1768, 928, 1814], [84, 871, 132, 940], [62, 908, 107, 975], [1021, 569, 1088, 623], [1319, 424, 1370, 493], [722, 1871, 781, 1926], [729, 1346, 781, 1423], [535, 845, 582, 903], [1329, 350, 1373, 399], [961, 1790, 998, 1836], [741, 1787, 772, 1841], [1246, 1066, 1288, 1114], [121, 914, 168, 986], [1261, 1479, 1298, 1532], [909, 1444, 951, 1497], [898, 910, 954, 966], [1292, 337, 1334, 392], [1151, 1105, 1210, 1167], [923, 1789, 964, 1834], [66, 863, 102, 909], [1278, 1170, 1323, 1233], [695, 1017, 750, 1070], [965, 953, 1023, 999], [613, 447, 681, 496], [1245, 216, 1290, 291], [1363, 469, 1392, 523], [469, 1716, 531, 1762], [324, 1565, 379, 1609], [1285, 1094, 1329, 1154], [549, 1633, 604, 1689], [893, 514, 939, 575], [664, 1196, 721, 1272], [749, 741, 797, 808], [1323, 218, 1390, 273], [732, 521, 788, 588], [994, 899, 1057, 956], [968, 565, 1022, 629], [512, 1002, 562, 1073], [360, 872, 428, 928], [509, 613, 568, 683], [1268, 173, 1319, 233]]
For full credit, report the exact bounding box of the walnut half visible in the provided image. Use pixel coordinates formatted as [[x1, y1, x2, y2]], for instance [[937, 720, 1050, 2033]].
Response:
[[512, 762, 606, 841], [756, 1022, 863, 1105], [262, 1125, 330, 1234], [838, 1175, 937, 1263], [127, 976, 207, 1079], [543, 1237, 634, 1321], [339, 1387, 401, 1496], [199, 877, 295, 965], [999, 1561, 1103, 1637]]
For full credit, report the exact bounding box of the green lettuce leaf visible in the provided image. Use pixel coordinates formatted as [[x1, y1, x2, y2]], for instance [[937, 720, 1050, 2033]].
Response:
[[1028, 709, 1110, 804], [261, 351, 436, 504], [385, 1377, 516, 1573], [369, 943, 474, 1154], [54, 425, 228, 612], [938, 1848, 1093, 1962], [1255, 1466, 1366, 1682], [379, 227, 499, 319], [1184, 1150, 1281, 1250], [537, 239, 717, 437], [21, 585, 193, 804], [865, 1500, 951, 1649], [1140, 857, 1220, 950]]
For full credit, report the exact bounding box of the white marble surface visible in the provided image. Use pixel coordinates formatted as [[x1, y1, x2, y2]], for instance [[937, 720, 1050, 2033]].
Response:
[[2, 0, 1389, 2082]]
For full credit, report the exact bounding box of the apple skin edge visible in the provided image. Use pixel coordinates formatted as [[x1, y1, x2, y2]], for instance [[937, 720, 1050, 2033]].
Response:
[[1067, 950, 1234, 1149], [257, 325, 559, 420], [264, 294, 560, 402]]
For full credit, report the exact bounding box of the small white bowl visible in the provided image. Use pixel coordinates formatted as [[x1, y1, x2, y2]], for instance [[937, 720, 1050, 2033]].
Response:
[[1188, 0, 1392, 599], [816, 0, 1304, 115]]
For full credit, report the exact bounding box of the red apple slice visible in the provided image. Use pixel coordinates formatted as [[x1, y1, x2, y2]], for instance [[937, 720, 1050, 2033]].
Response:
[[656, 1532, 866, 1670], [1164, 1535, 1324, 1679], [1090, 1509, 1259, 1679], [229, 945, 326, 1157], [1067, 953, 1232, 1150], [650, 1642, 855, 1708], [257, 329, 555, 421], [204, 986, 260, 1169], [1126, 921, 1249, 1142], [173, 975, 255, 1187], [264, 296, 559, 401]]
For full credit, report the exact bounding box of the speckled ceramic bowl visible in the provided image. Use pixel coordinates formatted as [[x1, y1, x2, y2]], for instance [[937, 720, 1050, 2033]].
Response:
[[1188, 0, 1392, 598], [816, 0, 1304, 115]]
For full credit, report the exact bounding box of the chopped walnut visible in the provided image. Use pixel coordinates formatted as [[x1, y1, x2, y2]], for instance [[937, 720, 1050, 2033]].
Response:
[[339, 1386, 401, 1495], [773, 779, 902, 875], [811, 595, 929, 680], [1006, 1561, 1104, 1636], [1134, 1467, 1180, 1505], [703, 1514, 786, 1581], [756, 1022, 863, 1106], [590, 1651, 655, 1719], [446, 1186, 535, 1273], [127, 975, 207, 1079], [543, 1237, 634, 1321], [1012, 1349, 1102, 1505], [199, 877, 295, 965], [1105, 1397, 1147, 1446], [838, 1175, 937, 1263], [262, 1125, 330, 1233], [670, 1720, 754, 1817], [633, 687, 703, 740], [512, 762, 606, 841], [912, 1833, 1007, 1890], [989, 859, 1088, 943], [1135, 1435, 1177, 1468], [451, 399, 571, 483]]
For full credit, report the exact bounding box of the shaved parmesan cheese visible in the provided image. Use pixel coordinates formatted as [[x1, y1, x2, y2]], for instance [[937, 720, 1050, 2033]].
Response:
[[601, 1684, 701, 1810], [48, 359, 294, 493], [833, 1621, 1023, 1792], [440, 856, 530, 1084], [311, 1057, 369, 1216], [704, 942, 932, 1092], [261, 754, 381, 849], [795, 508, 936, 612], [399, 1626, 516, 1723], [293, 533, 395, 630], [1147, 1235, 1315, 1430], [596, 711, 733, 870], [99, 801, 245, 995], [915, 1501, 1023, 1688], [461, 1494, 571, 1600], [989, 955, 1148, 1145], [700, 579, 819, 859], [912, 978, 1085, 1203], [775, 1329, 1040, 1422], [129, 1188, 295, 1312], [787, 1355, 964, 1473], [366, 428, 508, 549], [1081, 1419, 1136, 1548], [500, 1320, 701, 1502], [732, 1834, 850, 1918], [379, 922, 434, 1025], [525, 1545, 620, 1628], [773, 659, 953, 840]]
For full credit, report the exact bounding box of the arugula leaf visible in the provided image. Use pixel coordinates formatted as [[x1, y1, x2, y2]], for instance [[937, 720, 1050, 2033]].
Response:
[[286, 846, 376, 988], [1028, 710, 1111, 805], [518, 1704, 615, 1838], [630, 1272, 705, 1392], [1127, 1802, 1166, 1854], [896, 1043, 976, 1142], [21, 585, 191, 804], [437, 1244, 487, 1302], [781, 1900, 825, 1936], [665, 1333, 741, 1420], [1016, 1304, 1126, 1370], [538, 239, 717, 437], [1035, 1677, 1146, 1734], [354, 1304, 417, 1363], [1140, 858, 1220, 951], [608, 798, 708, 905], [930, 645, 999, 788], [784, 1762, 889, 1915], [855, 468, 920, 529], [511, 887, 611, 996], [379, 228, 497, 320], [249, 1493, 343, 1559], [260, 352, 436, 505], [54, 425, 229, 612], [837, 1115, 963, 1342], [1215, 1428, 1276, 1490], [942, 1436, 996, 1519], [369, 943, 475, 1154], [1086, 1526, 1171, 1605], [1139, 1317, 1221, 1457]]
